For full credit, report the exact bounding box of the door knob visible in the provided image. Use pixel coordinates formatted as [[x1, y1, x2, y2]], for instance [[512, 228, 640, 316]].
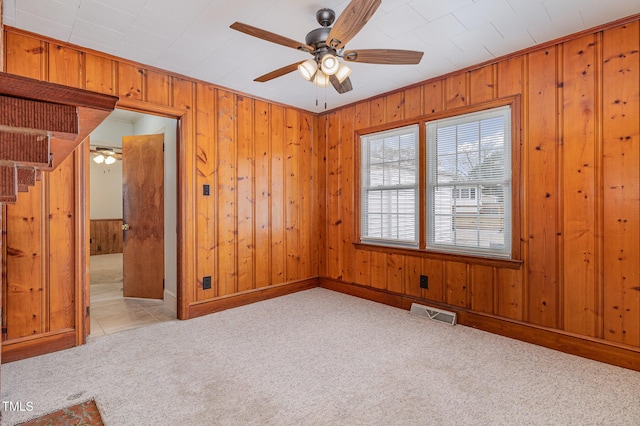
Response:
[[122, 223, 130, 231]]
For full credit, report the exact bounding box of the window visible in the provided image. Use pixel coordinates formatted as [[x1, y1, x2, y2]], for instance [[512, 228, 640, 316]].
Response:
[[360, 125, 419, 246], [357, 101, 516, 262], [427, 106, 512, 257]]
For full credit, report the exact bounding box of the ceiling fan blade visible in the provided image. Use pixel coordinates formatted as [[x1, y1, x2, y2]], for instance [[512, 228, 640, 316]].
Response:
[[327, 0, 382, 49], [343, 49, 424, 64], [230, 22, 314, 53], [330, 75, 353, 94], [254, 62, 304, 83]]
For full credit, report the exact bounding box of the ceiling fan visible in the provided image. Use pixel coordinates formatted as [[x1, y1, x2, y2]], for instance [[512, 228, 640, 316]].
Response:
[[230, 0, 424, 94], [90, 146, 121, 165]]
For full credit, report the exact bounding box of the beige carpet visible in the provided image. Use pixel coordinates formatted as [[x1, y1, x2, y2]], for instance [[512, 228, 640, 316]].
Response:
[[2, 288, 639, 425]]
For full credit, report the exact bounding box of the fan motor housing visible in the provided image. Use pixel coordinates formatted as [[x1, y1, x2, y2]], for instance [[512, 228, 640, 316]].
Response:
[[305, 27, 331, 49], [316, 8, 335, 27]]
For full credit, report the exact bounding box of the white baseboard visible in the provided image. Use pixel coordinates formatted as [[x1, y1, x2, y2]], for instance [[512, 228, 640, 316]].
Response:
[[164, 290, 177, 316]]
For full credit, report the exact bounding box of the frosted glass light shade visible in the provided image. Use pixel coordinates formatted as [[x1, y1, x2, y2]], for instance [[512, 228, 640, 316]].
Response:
[[335, 62, 352, 83], [298, 59, 318, 81], [105, 155, 117, 165], [313, 70, 330, 87], [93, 154, 105, 164], [320, 54, 339, 75]]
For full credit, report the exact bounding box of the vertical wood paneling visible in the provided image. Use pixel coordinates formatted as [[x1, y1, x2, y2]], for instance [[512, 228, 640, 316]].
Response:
[[446, 73, 467, 108], [317, 115, 328, 278], [527, 47, 559, 328], [47, 42, 81, 331], [236, 96, 254, 292], [117, 62, 143, 101], [496, 57, 523, 97], [146, 70, 171, 106], [403, 256, 423, 298], [196, 84, 216, 300], [216, 90, 237, 296], [423, 80, 444, 114], [270, 105, 286, 284], [48, 44, 81, 88], [386, 254, 404, 294], [340, 107, 356, 283], [254, 101, 271, 288], [422, 258, 444, 303], [370, 251, 387, 290], [385, 92, 404, 123], [5, 32, 43, 79], [370, 98, 385, 126], [354, 102, 370, 285], [47, 155, 75, 330], [326, 112, 342, 280], [496, 268, 524, 320], [4, 17, 640, 359], [470, 265, 494, 314], [602, 22, 640, 346], [445, 261, 468, 308], [561, 35, 598, 337], [469, 64, 496, 104], [84, 53, 114, 94], [298, 112, 313, 278], [5, 184, 44, 339], [285, 109, 299, 281], [404, 86, 423, 119]]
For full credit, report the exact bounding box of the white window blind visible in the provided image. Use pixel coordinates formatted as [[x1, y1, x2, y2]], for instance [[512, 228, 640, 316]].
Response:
[[426, 106, 512, 258], [361, 125, 419, 246]]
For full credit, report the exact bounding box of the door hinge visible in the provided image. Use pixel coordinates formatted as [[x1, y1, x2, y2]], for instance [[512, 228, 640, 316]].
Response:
[[1, 327, 7, 334], [163, 279, 165, 290], [86, 306, 90, 317]]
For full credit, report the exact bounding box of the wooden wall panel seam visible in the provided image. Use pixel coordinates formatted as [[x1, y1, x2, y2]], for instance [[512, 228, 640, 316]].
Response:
[[594, 31, 605, 340], [556, 42, 565, 332]]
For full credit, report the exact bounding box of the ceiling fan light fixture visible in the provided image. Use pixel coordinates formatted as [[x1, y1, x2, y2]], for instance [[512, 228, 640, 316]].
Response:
[[104, 155, 117, 165], [298, 59, 318, 81], [93, 154, 105, 164], [335, 62, 352, 83], [320, 54, 339, 75], [313, 69, 330, 87]]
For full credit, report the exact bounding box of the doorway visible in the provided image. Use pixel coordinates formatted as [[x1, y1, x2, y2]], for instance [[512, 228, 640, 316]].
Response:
[[87, 109, 178, 338]]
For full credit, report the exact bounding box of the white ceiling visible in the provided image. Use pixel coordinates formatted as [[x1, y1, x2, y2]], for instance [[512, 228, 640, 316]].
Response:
[[3, 0, 638, 113]]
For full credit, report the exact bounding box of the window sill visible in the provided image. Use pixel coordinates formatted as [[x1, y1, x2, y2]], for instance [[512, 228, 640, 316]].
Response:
[[353, 242, 523, 270]]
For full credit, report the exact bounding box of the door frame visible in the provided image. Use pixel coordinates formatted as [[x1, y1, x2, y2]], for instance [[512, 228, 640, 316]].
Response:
[[81, 100, 191, 344]]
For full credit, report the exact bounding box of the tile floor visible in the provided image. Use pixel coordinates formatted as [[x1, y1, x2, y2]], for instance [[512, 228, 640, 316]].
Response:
[[89, 255, 175, 339]]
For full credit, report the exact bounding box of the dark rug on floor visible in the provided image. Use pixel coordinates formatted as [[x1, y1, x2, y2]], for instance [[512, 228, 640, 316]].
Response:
[[17, 400, 104, 426]]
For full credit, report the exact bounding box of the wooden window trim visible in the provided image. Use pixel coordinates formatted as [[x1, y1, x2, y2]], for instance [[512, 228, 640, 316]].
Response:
[[354, 95, 522, 265]]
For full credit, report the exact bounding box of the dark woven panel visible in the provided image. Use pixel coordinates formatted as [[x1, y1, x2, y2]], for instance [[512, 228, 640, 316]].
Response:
[[0, 131, 50, 165], [0, 96, 78, 134], [17, 167, 37, 186], [0, 165, 18, 203]]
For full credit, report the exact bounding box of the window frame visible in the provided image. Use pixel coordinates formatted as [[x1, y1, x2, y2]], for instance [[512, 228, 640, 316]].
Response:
[[360, 124, 420, 247], [355, 96, 522, 269], [426, 104, 513, 258]]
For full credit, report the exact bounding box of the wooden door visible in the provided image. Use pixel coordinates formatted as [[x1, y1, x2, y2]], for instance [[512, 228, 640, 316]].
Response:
[[122, 134, 164, 299]]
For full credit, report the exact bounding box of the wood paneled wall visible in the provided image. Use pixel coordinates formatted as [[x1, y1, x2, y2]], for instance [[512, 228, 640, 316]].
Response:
[[1, 28, 319, 358], [319, 19, 640, 350], [2, 16, 639, 363], [90, 219, 123, 255]]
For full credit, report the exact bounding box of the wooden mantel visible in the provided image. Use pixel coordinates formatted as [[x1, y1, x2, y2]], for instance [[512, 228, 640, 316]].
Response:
[[0, 72, 118, 202]]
